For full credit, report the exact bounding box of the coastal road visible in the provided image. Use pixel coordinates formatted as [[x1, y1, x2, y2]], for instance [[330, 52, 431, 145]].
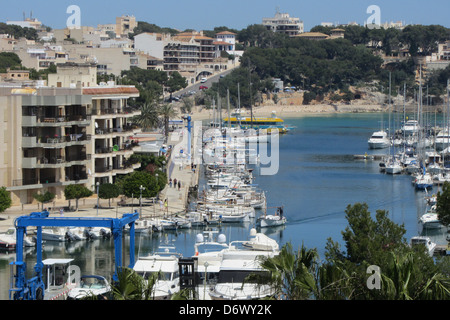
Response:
[[168, 67, 236, 101]]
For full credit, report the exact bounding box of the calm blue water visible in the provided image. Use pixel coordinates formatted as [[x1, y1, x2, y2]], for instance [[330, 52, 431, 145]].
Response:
[[1, 113, 447, 300]]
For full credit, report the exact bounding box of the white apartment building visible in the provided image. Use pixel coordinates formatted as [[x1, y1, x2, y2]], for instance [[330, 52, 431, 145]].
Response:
[[262, 11, 304, 36]]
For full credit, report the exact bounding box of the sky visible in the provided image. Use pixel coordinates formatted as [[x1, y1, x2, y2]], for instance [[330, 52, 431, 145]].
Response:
[[0, 0, 448, 32]]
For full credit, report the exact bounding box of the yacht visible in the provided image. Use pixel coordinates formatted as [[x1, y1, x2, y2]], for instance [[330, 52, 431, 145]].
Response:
[[208, 245, 278, 300], [193, 229, 279, 300], [368, 131, 390, 149], [0, 227, 35, 251], [402, 120, 420, 136], [410, 236, 437, 257], [434, 129, 450, 151], [66, 275, 112, 300], [133, 247, 182, 300], [419, 206, 444, 230], [42, 227, 72, 242]]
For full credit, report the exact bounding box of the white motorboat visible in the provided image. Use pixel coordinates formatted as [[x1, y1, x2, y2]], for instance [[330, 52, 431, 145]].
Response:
[[402, 120, 420, 136], [170, 216, 192, 229], [434, 129, 450, 151], [193, 228, 279, 300], [0, 227, 35, 251], [133, 219, 153, 234], [368, 131, 390, 149], [242, 229, 280, 251], [257, 206, 287, 228], [133, 247, 182, 300], [410, 236, 437, 257], [42, 227, 70, 242], [419, 208, 444, 230], [84, 227, 111, 239], [67, 227, 88, 241], [208, 243, 278, 300], [66, 275, 112, 300], [185, 212, 208, 228]]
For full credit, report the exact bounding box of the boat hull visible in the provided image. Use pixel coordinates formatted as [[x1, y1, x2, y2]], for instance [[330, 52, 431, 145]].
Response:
[[257, 216, 286, 228]]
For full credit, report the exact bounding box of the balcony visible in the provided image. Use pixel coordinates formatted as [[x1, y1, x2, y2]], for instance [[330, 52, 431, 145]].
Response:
[[8, 175, 88, 191], [94, 141, 140, 157], [22, 154, 91, 168]]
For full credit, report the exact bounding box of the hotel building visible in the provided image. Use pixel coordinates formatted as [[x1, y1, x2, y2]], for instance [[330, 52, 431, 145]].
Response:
[[0, 63, 141, 206]]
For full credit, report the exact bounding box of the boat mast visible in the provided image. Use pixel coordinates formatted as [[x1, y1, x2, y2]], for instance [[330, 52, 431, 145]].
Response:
[[248, 59, 253, 129], [227, 89, 231, 130]]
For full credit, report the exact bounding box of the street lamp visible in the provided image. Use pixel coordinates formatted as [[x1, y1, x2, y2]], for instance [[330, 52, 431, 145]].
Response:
[[139, 185, 145, 218], [96, 181, 100, 216]]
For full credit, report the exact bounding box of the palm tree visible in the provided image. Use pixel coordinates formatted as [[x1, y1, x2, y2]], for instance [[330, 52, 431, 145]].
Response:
[[158, 103, 178, 142], [112, 267, 161, 300], [248, 242, 320, 300], [132, 102, 160, 132]]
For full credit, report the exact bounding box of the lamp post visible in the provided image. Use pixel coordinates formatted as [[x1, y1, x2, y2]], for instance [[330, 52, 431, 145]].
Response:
[[96, 181, 100, 216], [139, 185, 145, 218]]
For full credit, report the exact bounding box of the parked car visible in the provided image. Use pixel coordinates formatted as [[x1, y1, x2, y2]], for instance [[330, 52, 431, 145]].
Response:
[[199, 85, 208, 90]]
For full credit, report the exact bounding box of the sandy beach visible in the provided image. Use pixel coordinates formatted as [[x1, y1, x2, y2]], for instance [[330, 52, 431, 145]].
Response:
[[189, 103, 387, 121]]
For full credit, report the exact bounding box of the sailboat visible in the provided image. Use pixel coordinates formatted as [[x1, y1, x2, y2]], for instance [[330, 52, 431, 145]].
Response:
[[413, 65, 433, 191], [385, 72, 403, 175]]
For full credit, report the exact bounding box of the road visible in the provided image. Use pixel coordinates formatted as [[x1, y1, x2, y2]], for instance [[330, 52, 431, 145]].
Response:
[[168, 67, 236, 101]]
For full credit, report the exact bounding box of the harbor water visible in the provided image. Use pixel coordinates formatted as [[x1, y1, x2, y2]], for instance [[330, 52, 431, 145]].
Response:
[[0, 113, 447, 300]]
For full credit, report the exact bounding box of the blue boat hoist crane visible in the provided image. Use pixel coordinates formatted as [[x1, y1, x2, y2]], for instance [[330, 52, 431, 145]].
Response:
[[8, 210, 139, 300]]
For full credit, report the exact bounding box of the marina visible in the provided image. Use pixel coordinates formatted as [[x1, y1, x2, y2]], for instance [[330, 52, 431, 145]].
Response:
[[0, 113, 449, 300]]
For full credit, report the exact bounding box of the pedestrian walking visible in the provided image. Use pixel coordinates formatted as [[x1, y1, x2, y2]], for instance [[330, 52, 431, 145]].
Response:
[[177, 181, 181, 190], [164, 199, 168, 216], [169, 178, 172, 187], [173, 178, 177, 187]]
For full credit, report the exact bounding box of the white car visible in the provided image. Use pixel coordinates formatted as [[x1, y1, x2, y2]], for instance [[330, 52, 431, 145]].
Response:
[[200, 77, 207, 83]]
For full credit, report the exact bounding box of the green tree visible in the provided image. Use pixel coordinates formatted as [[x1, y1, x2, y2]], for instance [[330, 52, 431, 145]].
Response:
[[166, 71, 188, 97], [436, 181, 450, 227], [112, 267, 161, 300], [0, 52, 22, 72], [249, 242, 320, 300], [33, 191, 55, 211], [98, 183, 121, 208], [0, 187, 12, 213], [64, 184, 93, 211], [121, 171, 160, 199]]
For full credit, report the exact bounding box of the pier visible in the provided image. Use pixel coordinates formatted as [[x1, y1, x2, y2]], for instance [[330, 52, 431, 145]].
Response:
[[353, 154, 386, 161]]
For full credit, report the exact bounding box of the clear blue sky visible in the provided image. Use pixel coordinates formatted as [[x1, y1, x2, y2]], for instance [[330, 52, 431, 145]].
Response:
[[1, 0, 448, 31]]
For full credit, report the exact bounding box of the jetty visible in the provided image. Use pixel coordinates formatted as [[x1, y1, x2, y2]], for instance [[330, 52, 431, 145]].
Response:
[[353, 154, 386, 161]]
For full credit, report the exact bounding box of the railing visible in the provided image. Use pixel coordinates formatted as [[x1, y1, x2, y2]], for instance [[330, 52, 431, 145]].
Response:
[[95, 142, 139, 154], [40, 134, 91, 144]]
